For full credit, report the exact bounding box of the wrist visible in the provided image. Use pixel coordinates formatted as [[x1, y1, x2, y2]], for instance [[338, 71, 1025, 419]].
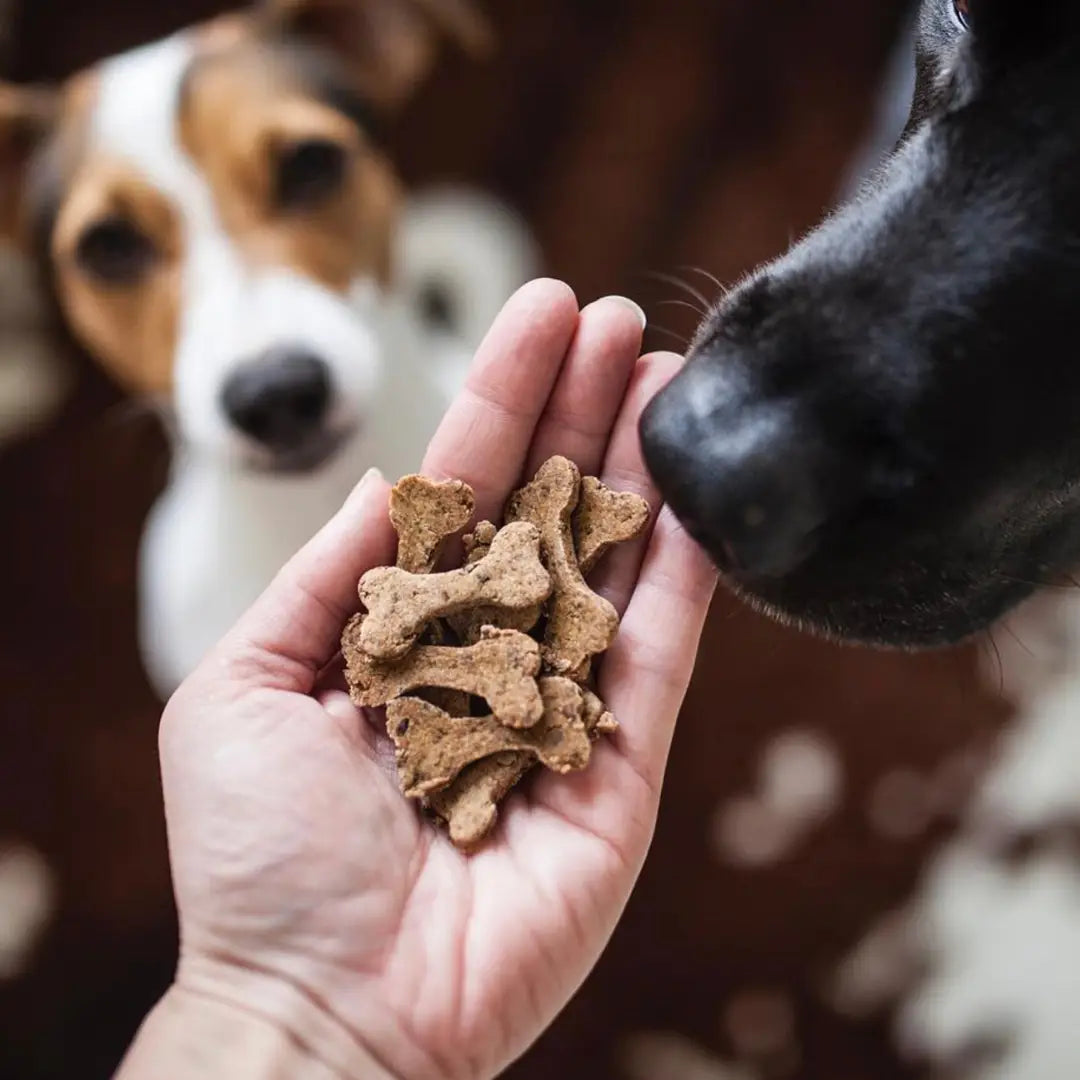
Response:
[[116, 966, 399, 1080]]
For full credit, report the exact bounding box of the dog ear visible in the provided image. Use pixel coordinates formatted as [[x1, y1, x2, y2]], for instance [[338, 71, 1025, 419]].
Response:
[[260, 0, 493, 108], [0, 84, 58, 243]]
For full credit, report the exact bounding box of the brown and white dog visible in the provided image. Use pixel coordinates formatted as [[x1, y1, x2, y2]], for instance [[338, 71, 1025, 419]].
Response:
[[0, 0, 537, 696]]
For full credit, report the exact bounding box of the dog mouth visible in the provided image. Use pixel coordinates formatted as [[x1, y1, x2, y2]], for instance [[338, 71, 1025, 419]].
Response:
[[641, 375, 1074, 648], [244, 424, 358, 475]]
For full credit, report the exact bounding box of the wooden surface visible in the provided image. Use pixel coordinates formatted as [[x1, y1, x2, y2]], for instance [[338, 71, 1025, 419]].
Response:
[[0, 2, 1010, 1077]]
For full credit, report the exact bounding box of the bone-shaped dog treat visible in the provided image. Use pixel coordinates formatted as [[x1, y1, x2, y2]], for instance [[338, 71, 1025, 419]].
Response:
[[447, 602, 544, 647], [449, 520, 542, 643], [354, 616, 472, 716], [462, 521, 498, 565], [505, 456, 619, 676], [583, 687, 618, 736], [387, 676, 591, 798], [390, 474, 475, 574], [573, 476, 651, 575], [447, 526, 544, 645], [389, 477, 476, 710], [454, 523, 544, 641], [428, 752, 532, 850], [344, 622, 544, 728], [357, 522, 551, 660], [429, 681, 619, 848]]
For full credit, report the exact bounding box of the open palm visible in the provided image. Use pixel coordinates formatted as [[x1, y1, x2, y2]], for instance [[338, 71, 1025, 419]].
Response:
[[156, 280, 716, 1080]]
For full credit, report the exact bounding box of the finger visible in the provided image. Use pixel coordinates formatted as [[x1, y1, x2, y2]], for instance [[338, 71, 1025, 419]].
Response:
[[598, 506, 718, 790], [422, 278, 580, 525], [319, 689, 360, 727], [524, 296, 645, 479], [528, 507, 717, 848], [211, 468, 396, 693], [586, 352, 684, 616]]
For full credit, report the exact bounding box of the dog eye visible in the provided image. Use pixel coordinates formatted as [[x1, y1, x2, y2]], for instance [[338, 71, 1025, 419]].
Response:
[[275, 137, 349, 211], [75, 216, 158, 286], [953, 0, 970, 28]]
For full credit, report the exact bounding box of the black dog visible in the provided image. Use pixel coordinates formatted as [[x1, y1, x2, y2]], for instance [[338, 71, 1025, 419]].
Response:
[[641, 0, 1080, 648]]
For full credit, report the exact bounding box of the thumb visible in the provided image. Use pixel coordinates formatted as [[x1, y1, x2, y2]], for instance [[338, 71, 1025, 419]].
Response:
[[213, 468, 395, 692]]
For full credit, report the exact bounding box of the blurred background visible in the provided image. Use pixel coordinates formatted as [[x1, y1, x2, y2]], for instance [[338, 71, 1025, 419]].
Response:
[[0, 1, 1014, 1077]]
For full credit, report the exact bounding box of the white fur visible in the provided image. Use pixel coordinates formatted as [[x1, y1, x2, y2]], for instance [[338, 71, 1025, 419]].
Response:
[[88, 37, 538, 697], [139, 188, 536, 697], [93, 34, 381, 466]]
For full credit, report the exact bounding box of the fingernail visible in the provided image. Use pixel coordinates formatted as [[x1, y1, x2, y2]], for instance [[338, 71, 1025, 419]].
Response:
[[346, 466, 384, 505], [601, 295, 648, 330]]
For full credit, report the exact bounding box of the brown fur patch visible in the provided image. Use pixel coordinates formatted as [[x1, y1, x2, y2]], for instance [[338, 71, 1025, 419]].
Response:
[[178, 42, 400, 290], [38, 68, 182, 395], [45, 32, 400, 397], [51, 157, 181, 395]]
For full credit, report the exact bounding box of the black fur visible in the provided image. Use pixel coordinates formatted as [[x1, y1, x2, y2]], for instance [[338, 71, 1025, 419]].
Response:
[[640, 0, 1080, 647]]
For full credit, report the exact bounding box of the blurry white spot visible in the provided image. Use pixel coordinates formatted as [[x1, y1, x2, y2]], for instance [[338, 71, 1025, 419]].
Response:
[[973, 667, 1080, 834], [396, 186, 541, 352], [712, 730, 843, 868], [868, 769, 933, 840], [828, 908, 920, 1019], [722, 989, 797, 1060], [0, 844, 56, 979], [713, 797, 797, 867], [619, 1031, 756, 1080], [898, 848, 1080, 1078], [885, 597, 1080, 1078], [760, 729, 843, 822]]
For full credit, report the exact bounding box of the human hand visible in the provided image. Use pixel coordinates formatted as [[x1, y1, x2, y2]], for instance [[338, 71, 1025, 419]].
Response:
[[122, 281, 717, 1080]]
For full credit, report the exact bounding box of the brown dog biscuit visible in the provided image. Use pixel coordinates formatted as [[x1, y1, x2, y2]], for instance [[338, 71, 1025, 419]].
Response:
[[582, 688, 618, 736], [462, 520, 498, 565], [344, 625, 544, 728], [387, 677, 591, 798], [357, 522, 551, 659], [428, 682, 618, 848], [428, 753, 533, 850], [505, 456, 619, 675], [390, 475, 475, 574], [452, 522, 541, 641], [573, 476, 651, 575], [447, 605, 544, 647], [340, 456, 639, 853]]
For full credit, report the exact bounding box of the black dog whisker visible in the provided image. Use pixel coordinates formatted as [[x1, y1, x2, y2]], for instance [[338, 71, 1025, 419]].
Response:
[[994, 574, 1080, 593], [997, 620, 1036, 659], [643, 270, 713, 312], [674, 264, 730, 299], [656, 298, 710, 318], [648, 324, 692, 348], [982, 628, 1006, 695]]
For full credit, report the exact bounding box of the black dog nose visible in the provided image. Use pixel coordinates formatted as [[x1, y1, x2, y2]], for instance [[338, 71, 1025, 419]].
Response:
[[640, 362, 827, 579], [222, 349, 331, 452]]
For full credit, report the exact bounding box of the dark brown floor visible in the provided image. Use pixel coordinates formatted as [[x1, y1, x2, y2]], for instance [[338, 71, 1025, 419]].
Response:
[[0, 2, 1010, 1077]]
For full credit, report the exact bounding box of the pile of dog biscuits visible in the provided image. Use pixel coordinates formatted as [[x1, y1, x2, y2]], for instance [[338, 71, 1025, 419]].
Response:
[[342, 456, 650, 850]]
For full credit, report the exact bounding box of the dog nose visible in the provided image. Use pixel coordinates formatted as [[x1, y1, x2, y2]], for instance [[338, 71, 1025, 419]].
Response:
[[640, 362, 827, 579], [222, 349, 331, 452]]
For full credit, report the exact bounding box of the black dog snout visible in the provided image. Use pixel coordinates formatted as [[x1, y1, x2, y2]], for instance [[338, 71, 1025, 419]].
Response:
[[641, 362, 829, 580], [222, 348, 332, 453]]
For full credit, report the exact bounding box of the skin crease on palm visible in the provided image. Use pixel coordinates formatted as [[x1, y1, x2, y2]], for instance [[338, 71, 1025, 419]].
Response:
[[133, 280, 718, 1080]]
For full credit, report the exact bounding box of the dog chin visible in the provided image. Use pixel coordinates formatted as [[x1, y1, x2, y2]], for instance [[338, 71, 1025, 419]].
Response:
[[238, 425, 358, 476], [722, 568, 1036, 650]]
